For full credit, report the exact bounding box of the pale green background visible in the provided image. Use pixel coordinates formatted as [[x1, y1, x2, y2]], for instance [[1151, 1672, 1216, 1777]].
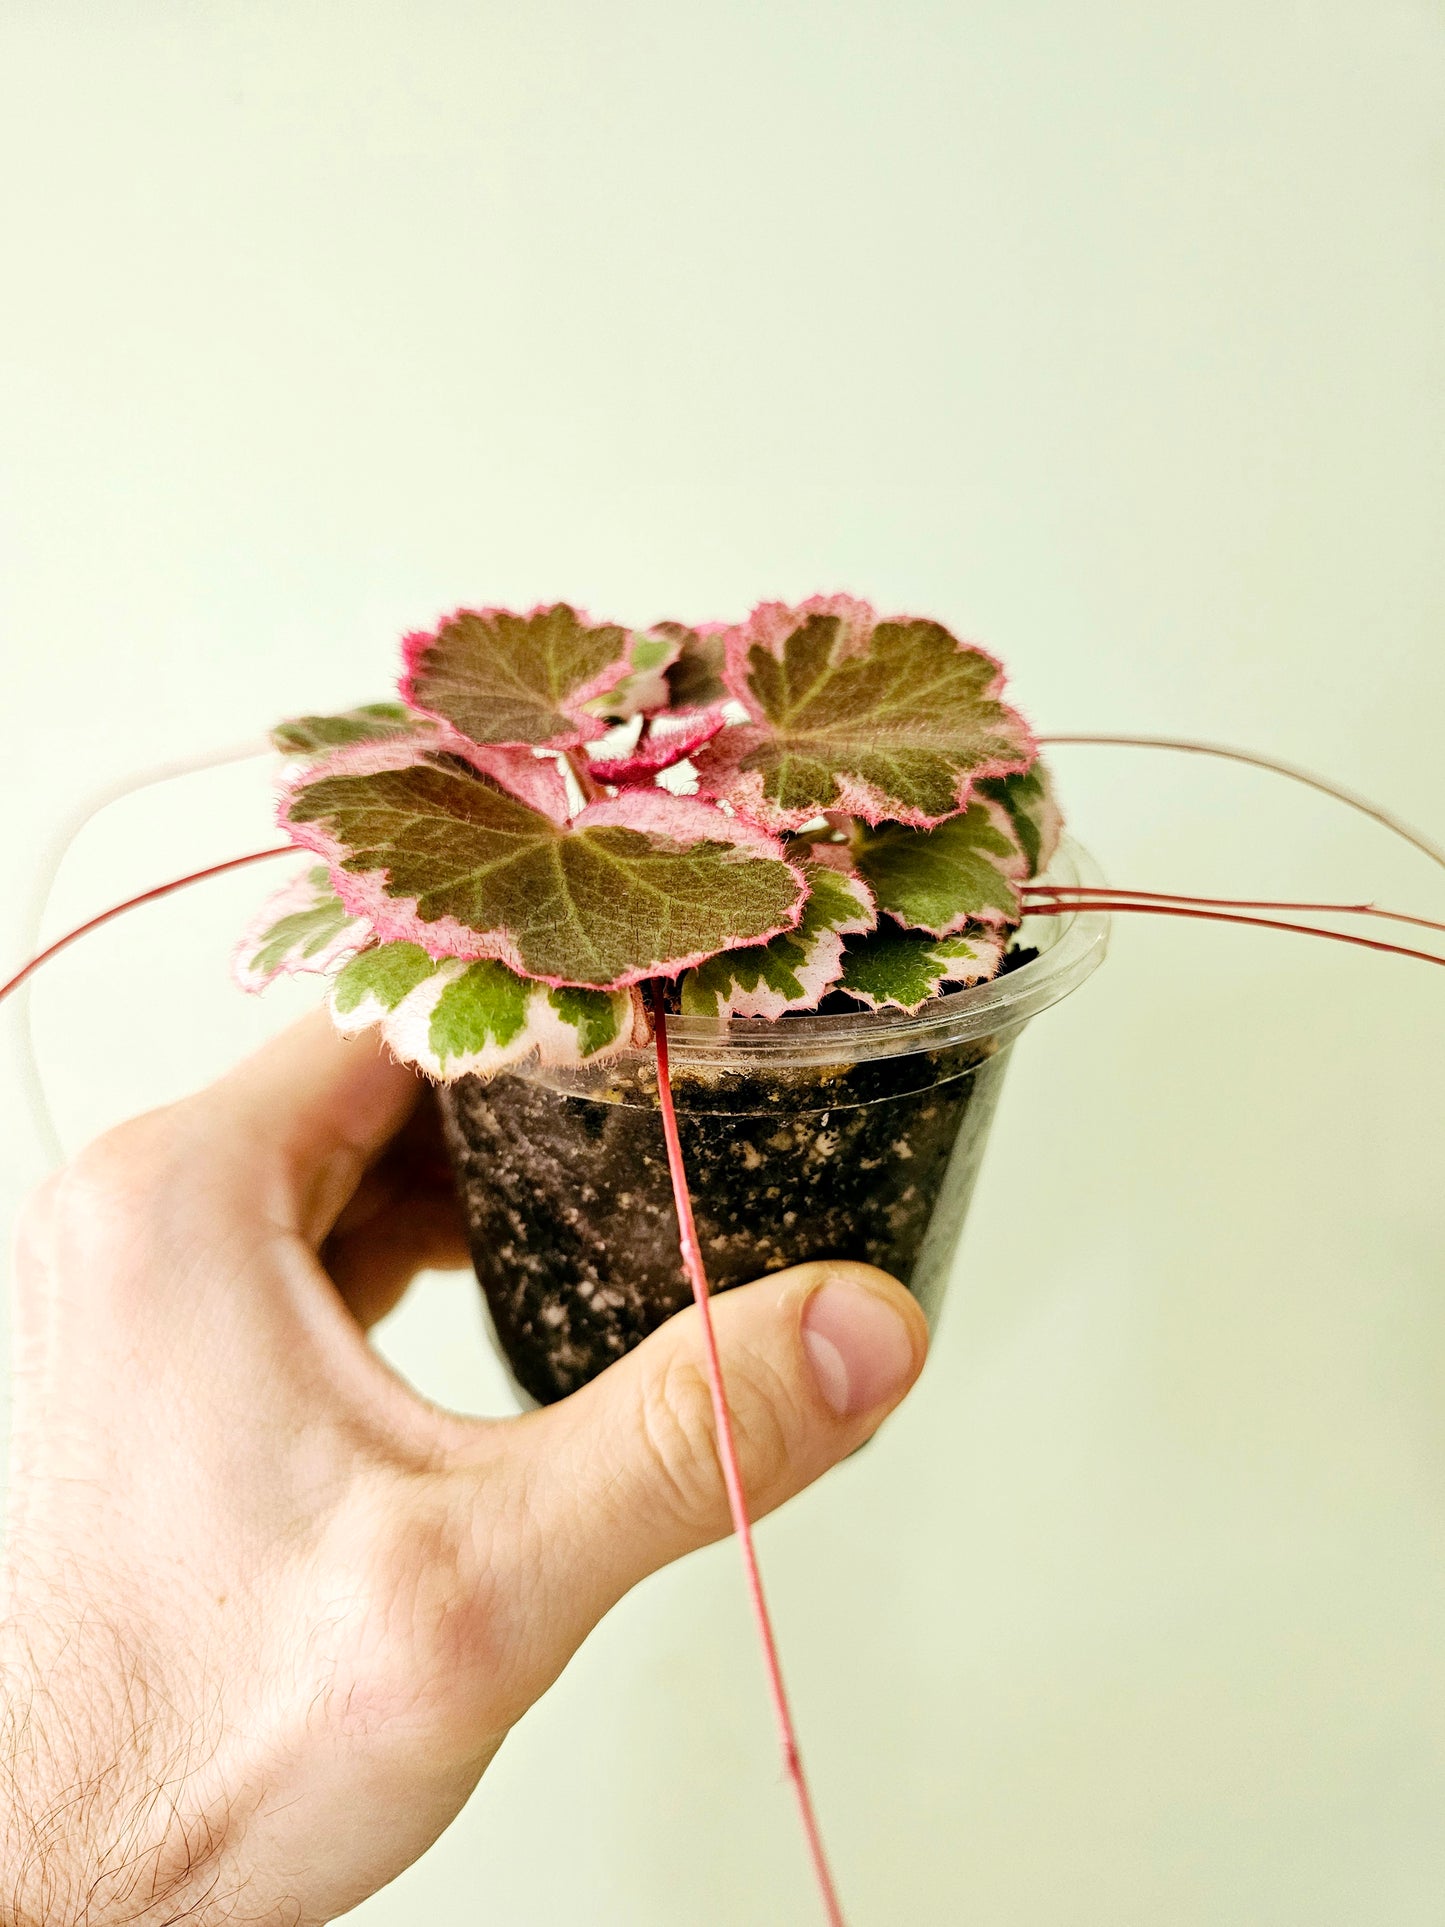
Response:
[[2, 4, 1443, 1922]]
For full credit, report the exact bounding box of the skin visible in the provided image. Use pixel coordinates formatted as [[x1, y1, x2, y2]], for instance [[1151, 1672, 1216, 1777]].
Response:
[[0, 1014, 927, 1925]]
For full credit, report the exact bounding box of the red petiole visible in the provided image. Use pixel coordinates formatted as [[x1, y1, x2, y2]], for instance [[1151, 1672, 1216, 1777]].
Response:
[[0, 847, 294, 1008], [1021, 882, 1445, 937], [650, 984, 849, 1927], [1021, 893, 1445, 967]]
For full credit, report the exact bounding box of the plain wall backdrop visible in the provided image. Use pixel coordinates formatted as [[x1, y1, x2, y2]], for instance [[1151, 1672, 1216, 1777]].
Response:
[[2, 4, 1443, 1922]]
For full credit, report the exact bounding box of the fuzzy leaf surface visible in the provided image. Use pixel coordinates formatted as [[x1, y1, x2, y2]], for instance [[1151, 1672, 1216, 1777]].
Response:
[[330, 942, 640, 1078], [586, 708, 726, 784], [836, 925, 1007, 1013], [400, 604, 677, 750], [233, 865, 370, 991], [657, 622, 730, 711], [853, 800, 1027, 936], [680, 862, 875, 1019], [283, 750, 806, 987], [271, 703, 423, 757], [693, 594, 1035, 829], [975, 760, 1062, 878], [330, 939, 439, 1019]]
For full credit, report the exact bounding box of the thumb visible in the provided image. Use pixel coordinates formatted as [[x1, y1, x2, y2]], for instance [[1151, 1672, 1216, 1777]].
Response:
[[517, 1261, 927, 1624]]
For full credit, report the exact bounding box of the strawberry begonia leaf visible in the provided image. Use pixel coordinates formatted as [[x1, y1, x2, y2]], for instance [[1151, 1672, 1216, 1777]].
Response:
[[657, 622, 730, 712], [586, 627, 681, 720], [400, 604, 680, 751], [283, 746, 807, 988], [586, 708, 726, 784], [680, 861, 876, 1020], [233, 864, 370, 991], [852, 799, 1028, 936], [271, 703, 425, 757], [693, 594, 1035, 830], [329, 942, 642, 1079], [975, 760, 1062, 879], [836, 925, 1008, 1014]]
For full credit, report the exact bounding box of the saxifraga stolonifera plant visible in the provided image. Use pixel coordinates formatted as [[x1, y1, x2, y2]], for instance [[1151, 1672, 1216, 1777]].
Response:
[[6, 596, 1442, 1927], [237, 596, 1061, 1068]]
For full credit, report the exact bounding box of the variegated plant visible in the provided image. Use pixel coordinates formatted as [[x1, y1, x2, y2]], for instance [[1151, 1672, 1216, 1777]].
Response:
[[236, 595, 1063, 1078]]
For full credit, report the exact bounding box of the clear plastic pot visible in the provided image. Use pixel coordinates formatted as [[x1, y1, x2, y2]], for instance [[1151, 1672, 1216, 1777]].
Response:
[[438, 840, 1108, 1406]]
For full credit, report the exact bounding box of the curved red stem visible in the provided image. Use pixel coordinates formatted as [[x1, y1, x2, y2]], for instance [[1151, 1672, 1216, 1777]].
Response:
[[1023, 884, 1445, 938], [1037, 732, 1445, 874], [0, 847, 295, 1007], [1022, 895, 1445, 966], [650, 984, 849, 1927]]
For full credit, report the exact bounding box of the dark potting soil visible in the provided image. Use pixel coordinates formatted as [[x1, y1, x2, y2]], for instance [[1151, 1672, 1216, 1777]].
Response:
[[438, 1034, 1012, 1405]]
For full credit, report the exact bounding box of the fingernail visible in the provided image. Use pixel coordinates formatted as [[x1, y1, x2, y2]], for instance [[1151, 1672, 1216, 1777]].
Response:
[[801, 1279, 917, 1417]]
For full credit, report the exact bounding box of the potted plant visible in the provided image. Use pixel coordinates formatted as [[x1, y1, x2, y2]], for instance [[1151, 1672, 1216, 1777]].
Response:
[[5, 594, 1440, 1924], [234, 595, 1108, 1404]]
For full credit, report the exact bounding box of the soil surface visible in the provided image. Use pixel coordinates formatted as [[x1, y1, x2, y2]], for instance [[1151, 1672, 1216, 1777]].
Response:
[[439, 1036, 1010, 1404]]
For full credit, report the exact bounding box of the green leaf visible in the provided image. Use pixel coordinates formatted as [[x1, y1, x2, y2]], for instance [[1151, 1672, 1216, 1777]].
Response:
[[680, 861, 875, 1019], [975, 760, 1062, 879], [428, 959, 531, 1062], [234, 864, 369, 991], [331, 940, 440, 1016], [694, 595, 1035, 829], [329, 943, 640, 1079], [401, 604, 679, 750], [284, 751, 807, 988], [836, 926, 1007, 1014], [271, 703, 422, 757], [853, 799, 1026, 936], [546, 984, 631, 1057]]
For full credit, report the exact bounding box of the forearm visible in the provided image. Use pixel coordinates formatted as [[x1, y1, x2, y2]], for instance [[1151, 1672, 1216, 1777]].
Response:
[[0, 1621, 236, 1927]]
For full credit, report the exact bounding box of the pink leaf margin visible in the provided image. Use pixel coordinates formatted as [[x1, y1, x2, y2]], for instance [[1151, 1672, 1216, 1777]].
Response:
[[586, 707, 726, 784], [231, 864, 372, 993]]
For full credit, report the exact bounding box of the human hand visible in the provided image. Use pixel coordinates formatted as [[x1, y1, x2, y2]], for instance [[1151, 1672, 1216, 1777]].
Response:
[[0, 1014, 927, 1925]]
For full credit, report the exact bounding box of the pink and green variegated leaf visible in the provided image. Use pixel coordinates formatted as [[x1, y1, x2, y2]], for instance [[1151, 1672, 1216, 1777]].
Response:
[[283, 748, 807, 989], [271, 703, 430, 757], [584, 626, 682, 720], [852, 799, 1028, 936], [680, 862, 876, 1020], [586, 707, 726, 784], [400, 604, 679, 751], [657, 621, 730, 712], [693, 594, 1036, 830], [329, 943, 643, 1079], [836, 924, 1007, 1014], [975, 760, 1062, 879], [233, 864, 371, 992]]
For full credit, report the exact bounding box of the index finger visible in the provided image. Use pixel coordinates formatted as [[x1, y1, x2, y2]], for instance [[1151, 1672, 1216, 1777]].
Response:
[[189, 1010, 426, 1246]]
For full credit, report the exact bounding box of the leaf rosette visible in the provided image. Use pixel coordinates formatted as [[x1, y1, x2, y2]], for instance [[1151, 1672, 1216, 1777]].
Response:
[[242, 596, 1063, 1054]]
